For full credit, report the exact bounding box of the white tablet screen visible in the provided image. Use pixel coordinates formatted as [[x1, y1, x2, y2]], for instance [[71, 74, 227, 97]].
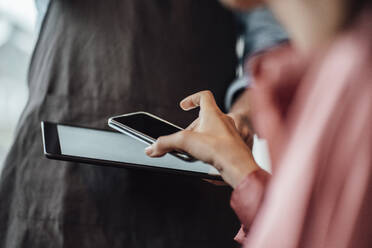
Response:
[[57, 125, 219, 176]]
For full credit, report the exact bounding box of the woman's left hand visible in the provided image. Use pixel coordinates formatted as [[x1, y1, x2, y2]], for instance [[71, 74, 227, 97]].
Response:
[[145, 91, 259, 188]]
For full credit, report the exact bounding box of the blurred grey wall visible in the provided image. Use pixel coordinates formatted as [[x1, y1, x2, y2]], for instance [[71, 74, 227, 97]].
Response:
[[0, 1, 36, 173]]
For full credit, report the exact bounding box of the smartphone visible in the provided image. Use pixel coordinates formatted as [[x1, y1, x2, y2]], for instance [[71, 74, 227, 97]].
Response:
[[108, 112, 196, 162], [41, 121, 220, 179]]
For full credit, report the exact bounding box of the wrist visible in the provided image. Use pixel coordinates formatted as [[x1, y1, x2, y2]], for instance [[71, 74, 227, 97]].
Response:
[[215, 145, 259, 188], [232, 161, 259, 188]]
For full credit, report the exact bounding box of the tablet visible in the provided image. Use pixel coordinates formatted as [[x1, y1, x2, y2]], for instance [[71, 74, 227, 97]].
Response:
[[41, 121, 220, 179]]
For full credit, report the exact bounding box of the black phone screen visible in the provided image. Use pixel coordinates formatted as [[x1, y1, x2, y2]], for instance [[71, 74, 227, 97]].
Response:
[[113, 113, 182, 139]]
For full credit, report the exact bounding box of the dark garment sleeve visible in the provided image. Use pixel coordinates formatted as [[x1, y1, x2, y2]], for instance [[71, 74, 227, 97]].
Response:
[[230, 169, 271, 244], [225, 7, 288, 111]]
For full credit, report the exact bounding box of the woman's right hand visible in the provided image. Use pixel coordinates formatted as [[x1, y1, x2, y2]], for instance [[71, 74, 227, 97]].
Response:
[[145, 91, 259, 188]]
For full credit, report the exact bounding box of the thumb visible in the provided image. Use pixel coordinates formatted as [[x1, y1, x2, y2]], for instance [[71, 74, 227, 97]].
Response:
[[145, 131, 192, 157]]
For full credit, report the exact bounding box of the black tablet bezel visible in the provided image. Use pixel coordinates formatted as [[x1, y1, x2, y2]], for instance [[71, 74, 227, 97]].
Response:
[[41, 121, 221, 180]]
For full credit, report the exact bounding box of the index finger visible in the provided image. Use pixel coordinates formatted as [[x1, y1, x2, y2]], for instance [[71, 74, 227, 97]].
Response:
[[180, 90, 219, 112]]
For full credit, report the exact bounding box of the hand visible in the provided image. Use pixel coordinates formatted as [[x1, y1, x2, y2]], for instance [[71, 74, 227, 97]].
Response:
[[228, 89, 254, 148], [145, 91, 259, 188], [228, 112, 254, 149]]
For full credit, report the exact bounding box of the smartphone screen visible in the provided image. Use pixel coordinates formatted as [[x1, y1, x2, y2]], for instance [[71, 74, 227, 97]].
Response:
[[112, 113, 182, 140]]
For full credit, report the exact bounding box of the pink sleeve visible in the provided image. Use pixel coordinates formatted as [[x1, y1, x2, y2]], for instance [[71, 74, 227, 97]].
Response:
[[230, 169, 270, 243]]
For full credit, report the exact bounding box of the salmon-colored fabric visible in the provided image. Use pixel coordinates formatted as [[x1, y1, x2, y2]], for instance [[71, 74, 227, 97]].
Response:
[[230, 11, 372, 248]]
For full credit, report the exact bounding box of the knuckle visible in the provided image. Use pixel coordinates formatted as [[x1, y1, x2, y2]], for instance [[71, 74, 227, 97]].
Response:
[[203, 90, 213, 98], [176, 130, 187, 140], [226, 115, 234, 122], [226, 115, 237, 127], [225, 114, 234, 122], [156, 136, 166, 147], [176, 131, 190, 146]]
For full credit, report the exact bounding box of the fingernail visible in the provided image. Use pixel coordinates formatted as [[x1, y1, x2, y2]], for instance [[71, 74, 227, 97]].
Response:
[[145, 146, 153, 156], [180, 100, 191, 110], [180, 101, 187, 110]]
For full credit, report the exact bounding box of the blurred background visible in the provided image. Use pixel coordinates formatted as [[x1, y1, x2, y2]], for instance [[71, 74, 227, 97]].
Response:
[[0, 0, 37, 172]]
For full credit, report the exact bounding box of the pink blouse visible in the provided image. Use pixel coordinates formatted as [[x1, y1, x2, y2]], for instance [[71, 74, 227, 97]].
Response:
[[230, 11, 372, 248]]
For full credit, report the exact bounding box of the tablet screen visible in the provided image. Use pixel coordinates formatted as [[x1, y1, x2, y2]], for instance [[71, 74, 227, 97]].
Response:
[[55, 124, 219, 176]]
